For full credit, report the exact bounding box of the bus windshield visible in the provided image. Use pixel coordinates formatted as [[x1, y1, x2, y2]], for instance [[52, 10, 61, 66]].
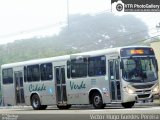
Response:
[[122, 57, 158, 83]]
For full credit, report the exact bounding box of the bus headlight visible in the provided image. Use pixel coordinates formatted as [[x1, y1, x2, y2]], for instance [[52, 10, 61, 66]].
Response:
[[152, 84, 159, 92], [123, 86, 135, 94]]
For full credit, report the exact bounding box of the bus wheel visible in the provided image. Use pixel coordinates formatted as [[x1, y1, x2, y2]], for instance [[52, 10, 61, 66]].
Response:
[[31, 94, 41, 110], [40, 105, 47, 110], [121, 101, 135, 108], [92, 92, 105, 109], [65, 105, 71, 109], [57, 105, 71, 109]]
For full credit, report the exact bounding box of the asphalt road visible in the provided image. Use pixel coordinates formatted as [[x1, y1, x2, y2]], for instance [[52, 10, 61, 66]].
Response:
[[0, 104, 160, 120]]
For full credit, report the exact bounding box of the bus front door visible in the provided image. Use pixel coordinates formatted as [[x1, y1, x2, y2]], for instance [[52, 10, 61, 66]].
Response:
[[55, 66, 67, 104], [108, 59, 121, 102], [14, 71, 25, 104]]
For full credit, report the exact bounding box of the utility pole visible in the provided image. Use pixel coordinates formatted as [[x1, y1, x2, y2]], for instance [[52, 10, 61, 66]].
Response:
[[67, 0, 69, 30]]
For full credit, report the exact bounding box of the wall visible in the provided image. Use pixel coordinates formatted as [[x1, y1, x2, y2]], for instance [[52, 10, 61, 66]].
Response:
[[150, 41, 160, 87]]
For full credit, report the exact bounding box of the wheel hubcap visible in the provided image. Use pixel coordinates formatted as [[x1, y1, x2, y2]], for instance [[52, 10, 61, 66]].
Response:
[[94, 96, 100, 105], [33, 98, 39, 108]]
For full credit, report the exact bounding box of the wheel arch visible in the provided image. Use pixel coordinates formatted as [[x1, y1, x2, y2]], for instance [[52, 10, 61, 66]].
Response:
[[30, 92, 41, 105], [88, 88, 103, 104]]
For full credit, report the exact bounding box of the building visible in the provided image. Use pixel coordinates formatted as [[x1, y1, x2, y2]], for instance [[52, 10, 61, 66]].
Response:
[[150, 41, 160, 89]]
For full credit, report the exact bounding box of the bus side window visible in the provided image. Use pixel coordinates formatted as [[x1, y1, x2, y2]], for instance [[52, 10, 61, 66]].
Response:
[[67, 61, 71, 79], [2, 68, 13, 84], [27, 65, 40, 82], [88, 56, 106, 76], [24, 66, 27, 82], [71, 58, 87, 78], [40, 63, 53, 81]]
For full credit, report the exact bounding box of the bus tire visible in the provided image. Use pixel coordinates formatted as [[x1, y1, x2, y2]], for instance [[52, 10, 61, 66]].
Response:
[[40, 105, 47, 110], [31, 94, 42, 110], [121, 101, 135, 108], [92, 92, 105, 109], [65, 104, 71, 109], [57, 105, 71, 109]]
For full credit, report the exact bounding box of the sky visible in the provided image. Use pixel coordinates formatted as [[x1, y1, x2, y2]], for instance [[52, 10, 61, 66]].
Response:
[[0, 0, 160, 44]]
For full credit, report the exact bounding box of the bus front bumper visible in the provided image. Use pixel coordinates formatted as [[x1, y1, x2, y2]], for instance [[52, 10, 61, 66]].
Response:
[[135, 89, 159, 103], [122, 90, 159, 103]]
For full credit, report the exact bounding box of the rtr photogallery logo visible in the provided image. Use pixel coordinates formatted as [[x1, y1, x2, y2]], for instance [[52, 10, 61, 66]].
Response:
[[116, 3, 123, 11], [111, 0, 124, 12]]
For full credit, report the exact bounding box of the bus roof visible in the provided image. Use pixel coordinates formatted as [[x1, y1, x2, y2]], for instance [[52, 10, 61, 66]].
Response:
[[1, 45, 151, 68]]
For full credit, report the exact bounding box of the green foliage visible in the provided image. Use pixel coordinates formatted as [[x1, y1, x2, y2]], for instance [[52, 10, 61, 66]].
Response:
[[0, 13, 148, 66], [0, 39, 79, 66]]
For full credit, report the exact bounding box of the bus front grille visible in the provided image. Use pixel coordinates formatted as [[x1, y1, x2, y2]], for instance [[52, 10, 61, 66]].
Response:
[[137, 94, 150, 98], [132, 84, 154, 89]]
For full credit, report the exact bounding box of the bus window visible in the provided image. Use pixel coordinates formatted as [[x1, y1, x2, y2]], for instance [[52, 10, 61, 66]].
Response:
[[71, 58, 87, 78], [40, 63, 53, 81], [122, 59, 136, 80], [122, 57, 157, 82], [88, 56, 106, 76], [115, 60, 120, 80], [2, 68, 13, 84], [67, 61, 71, 79], [109, 61, 114, 80], [55, 68, 60, 84], [27, 65, 40, 82], [24, 66, 27, 82], [61, 67, 66, 84]]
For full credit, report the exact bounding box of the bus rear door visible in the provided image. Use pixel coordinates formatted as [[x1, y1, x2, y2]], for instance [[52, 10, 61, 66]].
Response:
[[55, 66, 67, 104], [14, 71, 25, 104]]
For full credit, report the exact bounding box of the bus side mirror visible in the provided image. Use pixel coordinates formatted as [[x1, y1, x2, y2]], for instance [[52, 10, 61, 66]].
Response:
[[120, 61, 124, 69], [156, 59, 159, 71]]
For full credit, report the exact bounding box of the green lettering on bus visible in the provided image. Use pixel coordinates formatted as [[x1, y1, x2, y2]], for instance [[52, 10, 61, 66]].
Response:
[[29, 84, 46, 92], [70, 81, 86, 90]]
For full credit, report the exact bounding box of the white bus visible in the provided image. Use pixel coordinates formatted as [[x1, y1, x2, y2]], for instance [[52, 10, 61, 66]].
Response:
[[1, 46, 159, 109]]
